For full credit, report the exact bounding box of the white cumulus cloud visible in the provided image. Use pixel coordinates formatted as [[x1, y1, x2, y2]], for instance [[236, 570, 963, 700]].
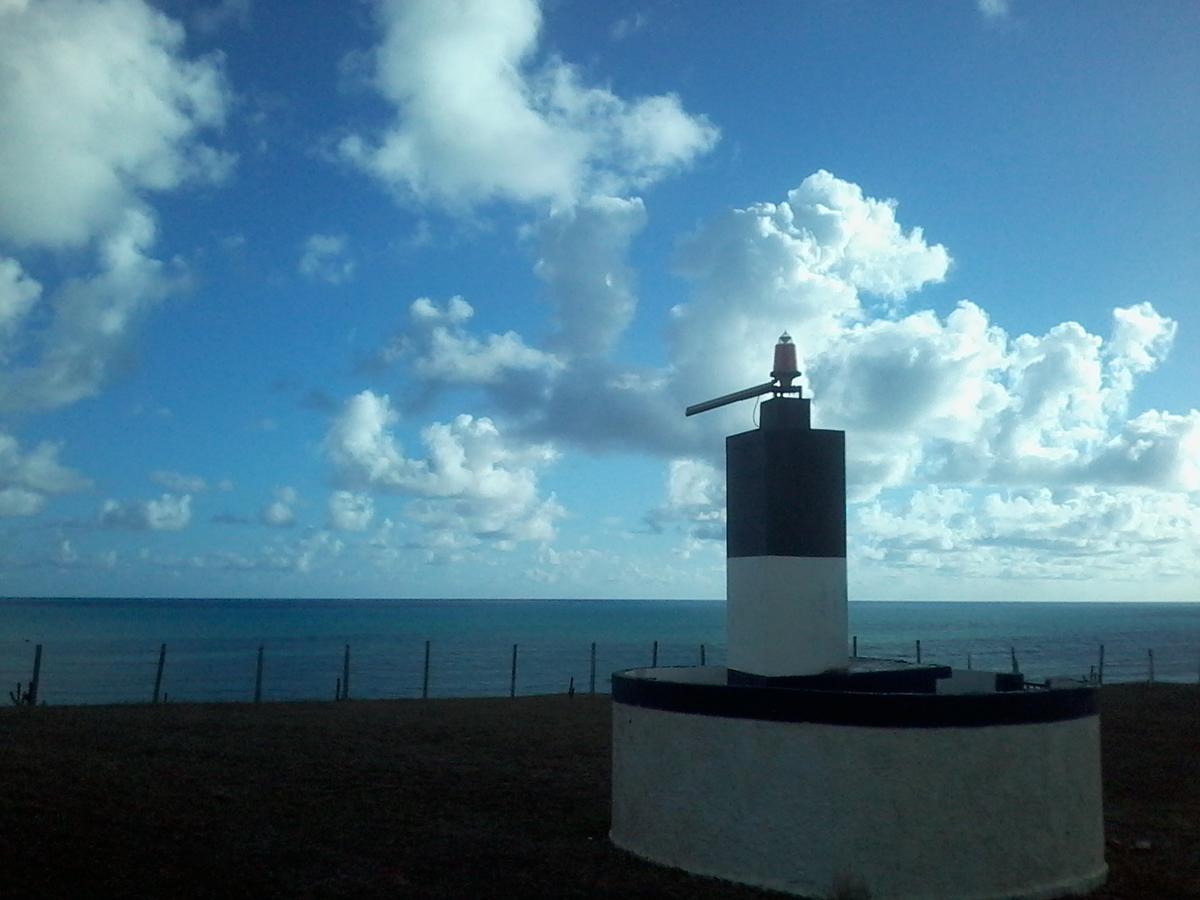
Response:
[[387, 171, 955, 463], [328, 490, 374, 531], [344, 166, 1197, 586], [0, 256, 41, 355], [0, 0, 233, 248], [856, 485, 1200, 584], [0, 431, 89, 516], [0, 1, 233, 412], [324, 390, 563, 547], [100, 492, 192, 531], [645, 458, 726, 547], [261, 486, 298, 527], [671, 170, 952, 422], [339, 0, 718, 210], [532, 195, 647, 356], [1085, 410, 1200, 491], [0, 210, 185, 411], [411, 297, 562, 385]]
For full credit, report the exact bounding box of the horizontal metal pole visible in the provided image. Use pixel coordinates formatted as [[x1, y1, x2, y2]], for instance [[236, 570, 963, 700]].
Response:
[[685, 381, 776, 417]]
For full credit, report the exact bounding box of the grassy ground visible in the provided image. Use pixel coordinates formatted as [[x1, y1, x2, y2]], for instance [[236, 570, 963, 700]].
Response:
[[2, 684, 1196, 898]]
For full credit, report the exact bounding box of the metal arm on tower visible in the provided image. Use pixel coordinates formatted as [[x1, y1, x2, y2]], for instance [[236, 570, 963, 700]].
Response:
[[684, 333, 802, 417]]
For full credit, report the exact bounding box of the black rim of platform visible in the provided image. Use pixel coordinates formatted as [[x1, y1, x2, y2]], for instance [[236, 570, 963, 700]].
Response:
[[612, 668, 1098, 728]]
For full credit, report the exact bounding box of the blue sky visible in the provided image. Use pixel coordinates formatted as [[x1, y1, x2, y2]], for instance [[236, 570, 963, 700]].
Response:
[[1, 0, 1197, 600]]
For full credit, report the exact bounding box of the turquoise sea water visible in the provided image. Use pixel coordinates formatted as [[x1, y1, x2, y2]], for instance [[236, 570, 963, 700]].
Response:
[[1, 598, 1198, 705]]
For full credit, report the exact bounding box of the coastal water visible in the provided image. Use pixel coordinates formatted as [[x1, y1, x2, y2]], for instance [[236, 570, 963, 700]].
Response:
[[1, 598, 1198, 705]]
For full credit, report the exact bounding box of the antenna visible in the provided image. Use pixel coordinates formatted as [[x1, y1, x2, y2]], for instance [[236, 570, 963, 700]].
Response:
[[685, 333, 801, 417]]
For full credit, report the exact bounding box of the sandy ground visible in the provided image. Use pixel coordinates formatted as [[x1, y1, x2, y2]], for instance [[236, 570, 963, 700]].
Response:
[[2, 683, 1196, 898]]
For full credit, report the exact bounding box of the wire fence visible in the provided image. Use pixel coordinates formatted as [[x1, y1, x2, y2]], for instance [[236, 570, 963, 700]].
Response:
[[3, 639, 725, 706], [5, 635, 1198, 707]]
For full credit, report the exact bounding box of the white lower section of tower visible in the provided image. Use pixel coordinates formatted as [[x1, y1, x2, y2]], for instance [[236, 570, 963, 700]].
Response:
[[727, 555, 847, 677]]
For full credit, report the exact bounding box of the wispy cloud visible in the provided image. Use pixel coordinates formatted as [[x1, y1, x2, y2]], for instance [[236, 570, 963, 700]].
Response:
[[298, 234, 355, 285], [977, 0, 1010, 21]]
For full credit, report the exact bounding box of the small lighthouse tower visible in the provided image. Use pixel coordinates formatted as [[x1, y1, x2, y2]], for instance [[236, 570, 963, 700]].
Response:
[[686, 333, 847, 676], [611, 333, 1107, 900], [723, 334, 847, 677]]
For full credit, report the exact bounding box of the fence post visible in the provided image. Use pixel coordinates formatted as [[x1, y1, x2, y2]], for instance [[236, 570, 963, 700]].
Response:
[[1098, 644, 1105, 685], [651, 640, 658, 667], [28, 644, 42, 706], [916, 640, 922, 664], [342, 644, 351, 700], [510, 644, 518, 698], [967, 652, 973, 670], [1148, 649, 1155, 685], [852, 635, 857, 658], [589, 642, 596, 694], [254, 645, 264, 703], [568, 676, 575, 697], [700, 643, 706, 666], [153, 643, 166, 704], [423, 640, 431, 699]]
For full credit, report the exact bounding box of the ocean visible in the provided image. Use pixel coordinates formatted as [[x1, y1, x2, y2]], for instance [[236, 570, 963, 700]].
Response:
[[2, 598, 1198, 705]]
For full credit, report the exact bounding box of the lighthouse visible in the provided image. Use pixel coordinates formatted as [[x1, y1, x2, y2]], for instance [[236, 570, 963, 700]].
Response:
[[685, 332, 848, 677], [610, 333, 1107, 900], [725, 335, 847, 677]]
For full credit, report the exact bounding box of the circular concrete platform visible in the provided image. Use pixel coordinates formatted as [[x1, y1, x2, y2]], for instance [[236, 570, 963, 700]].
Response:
[[611, 665, 1106, 900]]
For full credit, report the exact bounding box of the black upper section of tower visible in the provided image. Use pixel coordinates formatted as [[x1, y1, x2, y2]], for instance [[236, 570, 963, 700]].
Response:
[[725, 397, 846, 559]]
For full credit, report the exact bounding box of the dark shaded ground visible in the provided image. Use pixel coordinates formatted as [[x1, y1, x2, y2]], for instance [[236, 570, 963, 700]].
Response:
[[1, 684, 1196, 898]]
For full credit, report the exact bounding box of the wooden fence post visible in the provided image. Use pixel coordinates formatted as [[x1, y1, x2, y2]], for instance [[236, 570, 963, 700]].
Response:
[[651, 640, 658, 667], [852, 635, 857, 658], [1148, 649, 1155, 685], [1098, 644, 1105, 685], [700, 643, 706, 666], [342, 644, 350, 700], [589, 642, 596, 694], [153, 643, 166, 704], [423, 640, 431, 699], [28, 644, 42, 706], [510, 644, 518, 698], [916, 640, 922, 664], [254, 645, 264, 703], [967, 652, 973, 670]]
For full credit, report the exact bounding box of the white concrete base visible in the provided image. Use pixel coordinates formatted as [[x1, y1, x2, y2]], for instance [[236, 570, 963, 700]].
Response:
[[612, 702, 1106, 900], [727, 555, 847, 676]]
